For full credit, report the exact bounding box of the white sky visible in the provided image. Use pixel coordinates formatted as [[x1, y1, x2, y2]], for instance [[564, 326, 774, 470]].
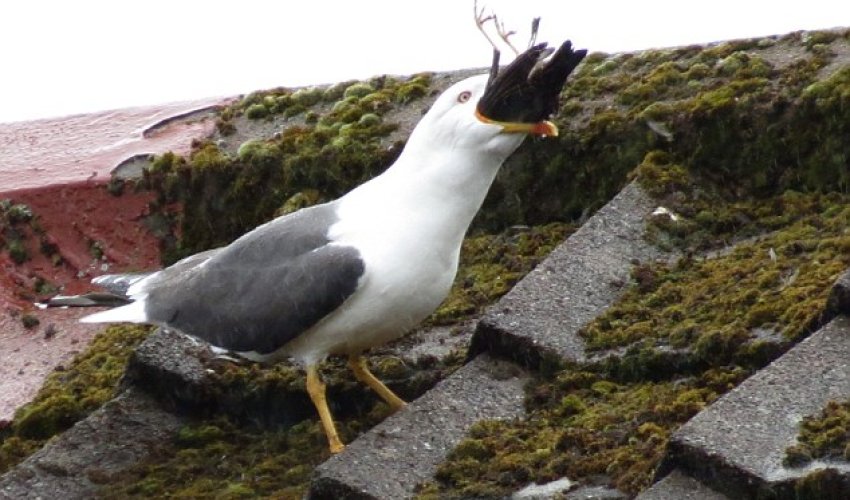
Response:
[[1, 0, 847, 123]]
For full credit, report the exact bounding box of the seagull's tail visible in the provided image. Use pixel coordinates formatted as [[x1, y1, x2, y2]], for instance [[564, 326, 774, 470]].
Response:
[[39, 291, 148, 323], [39, 271, 153, 324], [79, 299, 148, 324]]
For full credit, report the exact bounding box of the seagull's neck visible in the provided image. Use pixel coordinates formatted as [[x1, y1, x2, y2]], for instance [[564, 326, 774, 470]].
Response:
[[351, 142, 511, 242]]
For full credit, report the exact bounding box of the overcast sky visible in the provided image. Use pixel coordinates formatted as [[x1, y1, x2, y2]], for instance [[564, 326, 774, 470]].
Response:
[[1, 0, 847, 123]]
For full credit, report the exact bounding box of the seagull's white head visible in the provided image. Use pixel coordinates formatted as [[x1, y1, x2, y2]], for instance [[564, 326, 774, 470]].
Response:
[[408, 75, 540, 158]]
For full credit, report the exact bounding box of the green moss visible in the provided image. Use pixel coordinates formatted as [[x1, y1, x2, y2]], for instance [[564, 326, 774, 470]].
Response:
[[424, 368, 748, 497], [0, 199, 38, 265], [89, 240, 105, 260], [0, 325, 152, 474], [290, 87, 323, 107], [322, 80, 357, 102], [803, 65, 850, 107], [786, 400, 850, 467], [275, 189, 322, 217], [236, 138, 281, 163], [427, 223, 573, 325], [244, 103, 270, 120], [803, 30, 840, 50], [582, 191, 850, 365], [619, 61, 689, 105], [714, 52, 772, 78], [358, 112, 381, 127], [20, 313, 39, 329], [794, 467, 850, 499], [395, 75, 430, 103], [98, 414, 388, 499], [632, 151, 690, 198], [282, 103, 306, 118], [342, 82, 374, 99], [503, 32, 847, 232], [7, 238, 28, 264], [303, 110, 319, 124], [418, 356, 750, 499], [4, 202, 33, 224]]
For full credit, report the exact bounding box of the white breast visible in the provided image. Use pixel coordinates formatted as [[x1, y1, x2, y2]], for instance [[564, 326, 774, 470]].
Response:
[[279, 175, 463, 365]]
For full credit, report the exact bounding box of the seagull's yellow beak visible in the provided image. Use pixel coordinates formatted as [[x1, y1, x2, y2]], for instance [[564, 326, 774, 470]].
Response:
[[475, 109, 559, 137]]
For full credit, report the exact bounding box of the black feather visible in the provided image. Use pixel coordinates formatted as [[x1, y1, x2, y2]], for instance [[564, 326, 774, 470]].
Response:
[[477, 40, 587, 123]]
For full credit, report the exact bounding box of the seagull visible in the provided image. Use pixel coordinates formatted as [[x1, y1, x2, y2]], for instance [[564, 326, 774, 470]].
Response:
[[45, 40, 586, 453]]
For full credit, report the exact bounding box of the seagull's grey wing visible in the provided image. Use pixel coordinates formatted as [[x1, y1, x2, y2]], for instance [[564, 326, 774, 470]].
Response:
[[141, 202, 365, 354]]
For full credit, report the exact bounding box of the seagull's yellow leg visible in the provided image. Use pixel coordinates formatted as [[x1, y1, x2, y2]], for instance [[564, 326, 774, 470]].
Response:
[[348, 355, 407, 412], [305, 365, 345, 454]]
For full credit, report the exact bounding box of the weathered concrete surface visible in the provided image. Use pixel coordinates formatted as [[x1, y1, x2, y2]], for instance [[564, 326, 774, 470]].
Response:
[[123, 327, 231, 415], [126, 327, 324, 430], [471, 181, 671, 368], [637, 469, 729, 500], [659, 315, 850, 499], [308, 354, 529, 499], [0, 387, 182, 499]]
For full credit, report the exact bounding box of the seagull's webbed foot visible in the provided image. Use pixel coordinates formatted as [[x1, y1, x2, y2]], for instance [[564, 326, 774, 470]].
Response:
[[305, 365, 345, 454], [348, 355, 407, 412]]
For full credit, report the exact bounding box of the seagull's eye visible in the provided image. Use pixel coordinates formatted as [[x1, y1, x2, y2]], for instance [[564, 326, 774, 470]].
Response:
[[457, 91, 472, 103]]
